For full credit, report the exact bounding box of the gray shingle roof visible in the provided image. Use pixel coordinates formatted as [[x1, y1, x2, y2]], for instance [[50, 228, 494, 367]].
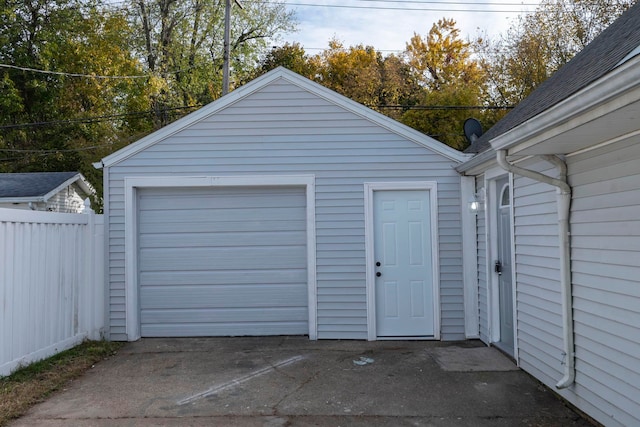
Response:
[[466, 2, 640, 153], [0, 172, 80, 198]]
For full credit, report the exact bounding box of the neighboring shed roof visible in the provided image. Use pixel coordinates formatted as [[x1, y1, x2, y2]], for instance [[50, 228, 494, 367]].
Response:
[[466, 2, 640, 153], [0, 172, 93, 202]]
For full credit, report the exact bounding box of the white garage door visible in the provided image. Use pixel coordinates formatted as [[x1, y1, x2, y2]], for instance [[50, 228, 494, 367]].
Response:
[[137, 186, 308, 337]]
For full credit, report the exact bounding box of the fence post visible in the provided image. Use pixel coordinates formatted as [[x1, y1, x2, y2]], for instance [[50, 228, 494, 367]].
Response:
[[93, 214, 105, 340]]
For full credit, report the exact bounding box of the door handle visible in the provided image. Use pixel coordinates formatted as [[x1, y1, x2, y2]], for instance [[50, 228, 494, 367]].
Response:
[[495, 260, 502, 275], [376, 261, 381, 267], [376, 272, 382, 277]]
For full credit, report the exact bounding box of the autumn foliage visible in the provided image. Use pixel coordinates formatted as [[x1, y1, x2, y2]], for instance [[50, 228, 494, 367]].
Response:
[[0, 0, 634, 198]]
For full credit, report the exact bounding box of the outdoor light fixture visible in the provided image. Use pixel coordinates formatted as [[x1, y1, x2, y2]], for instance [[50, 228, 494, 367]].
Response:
[[468, 188, 485, 213]]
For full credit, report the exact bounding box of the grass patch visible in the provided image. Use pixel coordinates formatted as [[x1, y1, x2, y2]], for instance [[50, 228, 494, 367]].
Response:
[[0, 340, 123, 426]]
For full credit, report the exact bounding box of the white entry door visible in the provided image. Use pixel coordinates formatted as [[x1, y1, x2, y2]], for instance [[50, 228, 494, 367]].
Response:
[[373, 189, 435, 337]]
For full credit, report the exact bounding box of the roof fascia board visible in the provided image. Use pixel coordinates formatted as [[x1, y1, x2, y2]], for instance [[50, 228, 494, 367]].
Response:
[[0, 197, 43, 203], [100, 67, 470, 167], [490, 55, 640, 154], [42, 173, 94, 202], [74, 174, 95, 195], [455, 149, 497, 175]]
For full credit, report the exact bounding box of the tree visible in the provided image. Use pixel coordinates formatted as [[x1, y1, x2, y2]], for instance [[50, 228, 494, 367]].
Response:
[[250, 42, 317, 80], [0, 0, 296, 203], [0, 0, 150, 200], [484, 0, 635, 104], [375, 54, 422, 121], [310, 40, 383, 108], [128, 0, 296, 126], [249, 41, 421, 121], [402, 19, 488, 149]]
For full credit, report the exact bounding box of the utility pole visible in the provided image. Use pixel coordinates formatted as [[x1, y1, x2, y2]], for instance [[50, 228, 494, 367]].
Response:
[[223, 0, 243, 95]]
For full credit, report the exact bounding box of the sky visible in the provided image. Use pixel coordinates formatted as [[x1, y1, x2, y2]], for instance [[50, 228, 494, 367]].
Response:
[[275, 0, 542, 54]]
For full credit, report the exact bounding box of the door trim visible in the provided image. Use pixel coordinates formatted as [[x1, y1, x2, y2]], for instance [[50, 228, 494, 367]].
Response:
[[364, 182, 440, 341], [461, 175, 479, 339], [123, 175, 317, 341]]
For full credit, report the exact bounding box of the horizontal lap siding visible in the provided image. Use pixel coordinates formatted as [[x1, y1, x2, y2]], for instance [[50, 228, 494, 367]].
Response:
[[106, 79, 464, 340], [565, 139, 640, 427], [512, 159, 564, 383]]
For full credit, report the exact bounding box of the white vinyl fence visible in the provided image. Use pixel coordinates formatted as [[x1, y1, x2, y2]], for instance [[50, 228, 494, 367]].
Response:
[[0, 205, 105, 376]]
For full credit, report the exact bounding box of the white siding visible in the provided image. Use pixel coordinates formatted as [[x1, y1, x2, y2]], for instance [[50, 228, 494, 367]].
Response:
[[511, 159, 564, 382], [45, 183, 87, 213], [0, 184, 87, 213], [507, 142, 640, 427], [565, 138, 640, 427], [105, 78, 465, 341]]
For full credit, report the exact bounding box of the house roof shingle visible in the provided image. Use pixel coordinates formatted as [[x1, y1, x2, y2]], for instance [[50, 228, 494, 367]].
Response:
[[0, 172, 81, 198], [466, 2, 640, 153]]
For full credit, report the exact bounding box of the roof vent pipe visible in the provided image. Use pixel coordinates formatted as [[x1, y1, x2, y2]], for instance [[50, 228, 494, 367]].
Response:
[[496, 150, 575, 389]]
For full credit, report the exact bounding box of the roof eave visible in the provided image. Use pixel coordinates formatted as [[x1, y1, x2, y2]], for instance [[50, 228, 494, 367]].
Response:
[[456, 149, 497, 175], [0, 197, 44, 203], [490, 55, 640, 155], [42, 173, 95, 202]]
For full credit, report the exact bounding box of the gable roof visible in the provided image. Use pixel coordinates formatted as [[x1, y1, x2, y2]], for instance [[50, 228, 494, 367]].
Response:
[[0, 172, 94, 203], [466, 2, 640, 153], [97, 67, 470, 168]]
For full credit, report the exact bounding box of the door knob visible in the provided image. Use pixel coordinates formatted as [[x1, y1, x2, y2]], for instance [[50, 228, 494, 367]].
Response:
[[376, 272, 382, 277], [376, 261, 381, 267]]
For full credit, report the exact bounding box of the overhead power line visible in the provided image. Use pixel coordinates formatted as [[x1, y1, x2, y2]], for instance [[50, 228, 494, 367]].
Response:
[[330, 0, 539, 5], [0, 145, 111, 153], [0, 63, 149, 79], [377, 105, 514, 110], [0, 105, 200, 130], [1, 104, 511, 130], [247, 1, 533, 12]]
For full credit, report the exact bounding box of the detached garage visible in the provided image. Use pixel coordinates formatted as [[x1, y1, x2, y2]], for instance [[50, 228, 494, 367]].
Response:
[[96, 67, 472, 341]]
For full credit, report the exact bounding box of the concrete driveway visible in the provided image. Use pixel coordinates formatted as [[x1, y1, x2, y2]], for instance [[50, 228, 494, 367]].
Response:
[[13, 337, 592, 426]]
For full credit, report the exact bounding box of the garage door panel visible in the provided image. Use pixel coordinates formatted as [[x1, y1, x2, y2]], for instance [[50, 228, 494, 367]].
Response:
[[140, 269, 307, 286], [141, 322, 308, 338], [141, 307, 308, 324], [140, 185, 303, 198], [139, 220, 307, 234], [139, 230, 307, 248], [140, 284, 308, 309], [140, 192, 306, 210], [139, 206, 306, 223], [139, 246, 306, 271], [138, 185, 309, 337]]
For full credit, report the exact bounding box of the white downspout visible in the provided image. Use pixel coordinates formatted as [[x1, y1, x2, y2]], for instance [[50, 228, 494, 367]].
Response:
[[496, 150, 575, 389]]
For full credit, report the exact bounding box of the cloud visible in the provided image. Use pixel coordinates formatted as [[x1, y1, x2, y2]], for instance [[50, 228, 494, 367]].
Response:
[[278, 0, 539, 53]]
